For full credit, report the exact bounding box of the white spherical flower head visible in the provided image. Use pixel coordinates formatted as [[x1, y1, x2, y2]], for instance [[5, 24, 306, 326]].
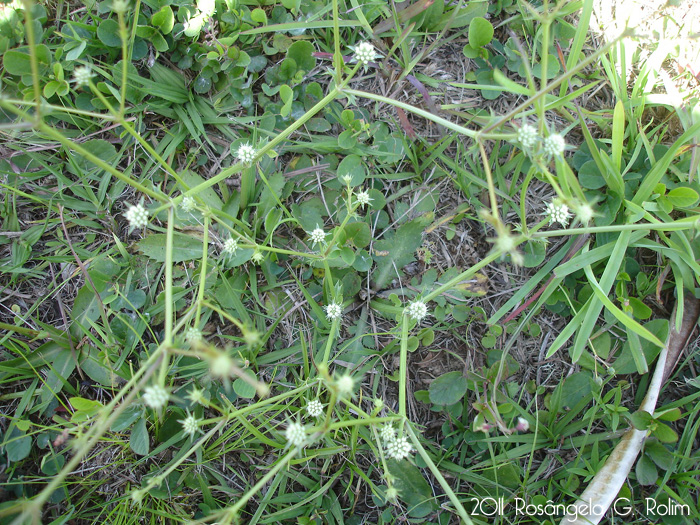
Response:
[[335, 374, 355, 396], [178, 412, 202, 437], [380, 425, 395, 443], [574, 201, 595, 224], [237, 143, 256, 165], [306, 399, 324, 418], [180, 195, 196, 213], [544, 200, 570, 227], [405, 300, 428, 321], [223, 238, 238, 255], [355, 42, 377, 66], [124, 203, 149, 229], [515, 417, 529, 432], [142, 385, 169, 410], [355, 190, 372, 208], [325, 302, 343, 320], [309, 227, 327, 246], [543, 133, 566, 158], [112, 0, 129, 13], [517, 123, 538, 150], [73, 66, 95, 88], [185, 326, 202, 344], [385, 436, 412, 460], [251, 249, 265, 264], [209, 353, 233, 378], [285, 422, 306, 447], [186, 387, 206, 405]]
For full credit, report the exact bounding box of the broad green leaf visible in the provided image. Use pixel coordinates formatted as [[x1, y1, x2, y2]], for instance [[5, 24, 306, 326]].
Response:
[[97, 19, 122, 48], [386, 459, 438, 518], [372, 219, 424, 288], [136, 233, 204, 262], [286, 40, 316, 72], [653, 422, 678, 443], [40, 348, 76, 410], [644, 441, 674, 469], [3, 45, 52, 76], [666, 187, 699, 208], [521, 240, 546, 268], [151, 5, 174, 34], [429, 371, 467, 406], [111, 405, 144, 432], [468, 17, 493, 48], [336, 155, 366, 187], [552, 372, 592, 409], [130, 417, 149, 456], [4, 425, 32, 462], [41, 452, 65, 476], [635, 455, 657, 485], [232, 369, 257, 399]]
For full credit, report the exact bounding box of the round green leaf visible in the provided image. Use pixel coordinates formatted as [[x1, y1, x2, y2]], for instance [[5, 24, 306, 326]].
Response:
[[130, 417, 149, 456], [286, 41, 316, 72], [97, 19, 122, 48], [337, 155, 366, 186], [233, 369, 258, 399], [468, 17, 494, 48], [429, 371, 467, 406], [666, 187, 699, 208]]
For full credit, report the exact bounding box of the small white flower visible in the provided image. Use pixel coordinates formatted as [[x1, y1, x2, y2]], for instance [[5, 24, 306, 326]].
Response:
[[306, 400, 324, 418], [573, 201, 595, 224], [73, 66, 94, 88], [178, 411, 202, 437], [209, 353, 233, 378], [124, 203, 149, 229], [335, 374, 354, 396], [491, 230, 524, 266], [544, 200, 570, 227], [180, 196, 196, 213], [355, 41, 378, 66], [285, 422, 306, 447], [517, 123, 538, 150], [515, 417, 529, 432], [185, 327, 202, 344], [112, 0, 129, 13], [237, 143, 256, 165], [543, 133, 566, 157], [251, 249, 265, 264], [325, 302, 342, 320], [380, 425, 395, 443], [309, 227, 327, 246], [405, 300, 428, 321], [355, 190, 372, 208], [475, 421, 493, 433], [385, 436, 412, 460], [142, 385, 169, 410], [223, 238, 238, 255]]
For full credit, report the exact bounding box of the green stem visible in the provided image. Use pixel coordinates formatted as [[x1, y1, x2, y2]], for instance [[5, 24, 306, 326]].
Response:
[[398, 315, 409, 419], [321, 317, 340, 366], [21, 0, 41, 122], [195, 213, 210, 327], [404, 424, 473, 524], [154, 64, 361, 215], [332, 0, 342, 83]]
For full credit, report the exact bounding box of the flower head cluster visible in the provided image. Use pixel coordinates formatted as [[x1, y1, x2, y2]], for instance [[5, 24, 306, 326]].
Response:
[[236, 143, 256, 165], [572, 200, 596, 224], [124, 203, 149, 229], [354, 42, 378, 66], [251, 249, 265, 264], [334, 374, 355, 397], [143, 385, 169, 410], [180, 195, 196, 213], [325, 301, 343, 320], [306, 400, 324, 418], [73, 66, 94, 88], [405, 300, 428, 321], [385, 435, 412, 460], [209, 353, 233, 378], [309, 227, 327, 246], [544, 200, 571, 227], [223, 238, 238, 255], [517, 123, 538, 150], [185, 326, 202, 344], [380, 425, 396, 443], [186, 387, 206, 405], [178, 411, 202, 437], [543, 133, 566, 158], [112, 0, 129, 13], [355, 190, 372, 208], [285, 422, 306, 447], [491, 227, 524, 266]]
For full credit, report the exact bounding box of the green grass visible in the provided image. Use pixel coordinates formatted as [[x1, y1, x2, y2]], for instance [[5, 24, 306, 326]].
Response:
[[1, 0, 700, 523]]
